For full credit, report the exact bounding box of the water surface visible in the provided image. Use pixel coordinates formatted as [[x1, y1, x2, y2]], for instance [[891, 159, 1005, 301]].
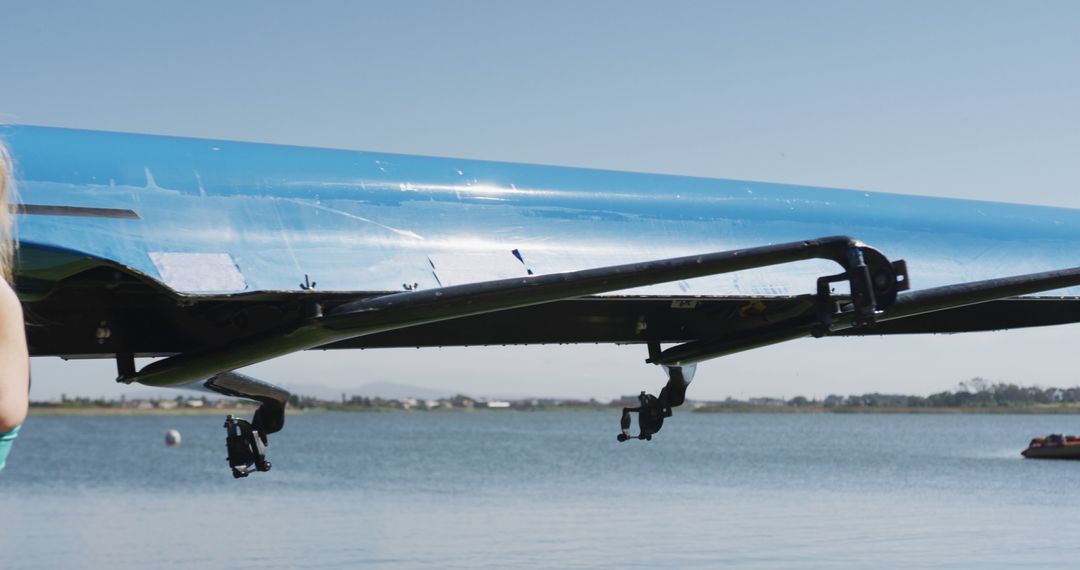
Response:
[[2, 412, 1077, 568]]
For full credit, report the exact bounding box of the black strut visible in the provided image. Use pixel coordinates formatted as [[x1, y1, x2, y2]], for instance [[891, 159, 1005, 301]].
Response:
[[619, 238, 909, 442]]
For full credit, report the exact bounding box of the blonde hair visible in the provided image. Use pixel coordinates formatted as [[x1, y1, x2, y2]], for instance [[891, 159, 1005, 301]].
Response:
[[0, 143, 15, 284]]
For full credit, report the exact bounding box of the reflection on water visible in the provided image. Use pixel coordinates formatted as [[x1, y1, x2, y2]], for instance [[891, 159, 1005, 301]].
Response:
[[2, 412, 1079, 568]]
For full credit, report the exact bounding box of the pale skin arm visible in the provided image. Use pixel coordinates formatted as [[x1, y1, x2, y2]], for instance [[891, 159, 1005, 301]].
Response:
[[0, 280, 28, 433]]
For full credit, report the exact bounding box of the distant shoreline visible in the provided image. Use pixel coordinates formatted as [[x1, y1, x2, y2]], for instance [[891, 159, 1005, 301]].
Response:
[[27, 405, 1080, 416], [28, 406, 254, 416], [691, 405, 1080, 414]]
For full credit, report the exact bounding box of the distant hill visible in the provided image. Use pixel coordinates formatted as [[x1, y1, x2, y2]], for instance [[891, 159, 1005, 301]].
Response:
[[284, 381, 458, 401], [284, 381, 533, 402], [348, 381, 458, 400]]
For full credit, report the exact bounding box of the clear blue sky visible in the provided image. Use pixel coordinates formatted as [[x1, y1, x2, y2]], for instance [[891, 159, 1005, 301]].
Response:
[[4, 1, 1080, 401]]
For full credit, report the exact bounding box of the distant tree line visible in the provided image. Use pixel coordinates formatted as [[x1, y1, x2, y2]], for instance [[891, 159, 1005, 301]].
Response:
[[37, 378, 1080, 412], [817, 378, 1080, 409]]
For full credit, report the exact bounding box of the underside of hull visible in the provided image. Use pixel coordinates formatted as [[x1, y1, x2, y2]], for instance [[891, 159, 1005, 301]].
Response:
[[25, 254, 1080, 359]]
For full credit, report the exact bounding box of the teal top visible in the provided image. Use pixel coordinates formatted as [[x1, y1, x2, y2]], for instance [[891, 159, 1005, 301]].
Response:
[[0, 425, 19, 472]]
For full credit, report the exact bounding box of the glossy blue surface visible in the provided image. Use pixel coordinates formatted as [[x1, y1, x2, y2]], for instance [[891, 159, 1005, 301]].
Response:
[[5, 125, 1080, 296]]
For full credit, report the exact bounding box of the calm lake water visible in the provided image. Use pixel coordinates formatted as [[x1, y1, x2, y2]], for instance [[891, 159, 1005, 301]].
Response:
[[2, 411, 1078, 569]]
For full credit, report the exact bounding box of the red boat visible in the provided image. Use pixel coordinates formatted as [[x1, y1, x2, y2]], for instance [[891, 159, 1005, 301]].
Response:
[[1022, 434, 1080, 459]]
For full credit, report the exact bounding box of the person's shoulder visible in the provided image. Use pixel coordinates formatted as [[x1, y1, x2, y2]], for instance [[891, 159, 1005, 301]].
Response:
[[0, 280, 21, 318], [0, 280, 18, 304]]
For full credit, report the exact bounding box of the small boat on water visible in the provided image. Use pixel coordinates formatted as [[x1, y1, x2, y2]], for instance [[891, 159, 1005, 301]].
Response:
[[1022, 434, 1080, 459]]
